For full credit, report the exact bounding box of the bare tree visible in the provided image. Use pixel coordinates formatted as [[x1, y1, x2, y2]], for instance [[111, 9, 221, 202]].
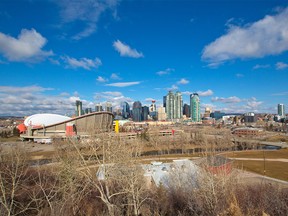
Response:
[[0, 147, 33, 216]]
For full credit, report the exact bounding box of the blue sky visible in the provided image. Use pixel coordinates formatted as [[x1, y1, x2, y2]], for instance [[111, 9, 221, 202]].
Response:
[[0, 0, 287, 116]]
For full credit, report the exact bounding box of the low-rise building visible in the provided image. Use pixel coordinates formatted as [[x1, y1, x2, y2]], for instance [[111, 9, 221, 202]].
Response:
[[232, 127, 263, 136]]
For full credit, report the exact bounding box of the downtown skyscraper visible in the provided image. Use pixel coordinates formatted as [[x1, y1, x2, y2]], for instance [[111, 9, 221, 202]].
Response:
[[190, 93, 201, 122], [165, 91, 183, 120], [278, 103, 285, 117], [132, 101, 142, 122]]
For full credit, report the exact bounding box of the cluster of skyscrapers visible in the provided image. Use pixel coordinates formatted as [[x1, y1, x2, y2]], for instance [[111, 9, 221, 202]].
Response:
[[75, 100, 112, 117], [75, 96, 286, 123], [115, 91, 201, 122], [75, 91, 202, 122], [162, 91, 201, 122]]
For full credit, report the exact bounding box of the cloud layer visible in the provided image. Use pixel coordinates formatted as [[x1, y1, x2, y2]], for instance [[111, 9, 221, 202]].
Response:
[[156, 68, 174, 76], [202, 8, 288, 64], [62, 56, 102, 70], [105, 81, 141, 87], [57, 0, 119, 40], [0, 85, 91, 116], [0, 29, 53, 62], [177, 78, 189, 85], [113, 40, 144, 58]]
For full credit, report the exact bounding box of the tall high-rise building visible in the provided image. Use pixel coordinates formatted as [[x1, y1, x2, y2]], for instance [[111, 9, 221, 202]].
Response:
[[121, 101, 130, 119], [165, 91, 183, 120], [95, 103, 103, 112], [278, 104, 285, 117], [175, 91, 183, 119], [132, 101, 142, 122], [75, 100, 83, 116], [163, 96, 167, 108], [105, 102, 113, 112], [183, 104, 190, 117], [165, 91, 174, 120], [190, 93, 201, 122], [142, 106, 149, 121]]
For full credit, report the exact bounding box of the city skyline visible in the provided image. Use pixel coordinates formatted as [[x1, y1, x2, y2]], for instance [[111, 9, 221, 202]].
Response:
[[0, 0, 288, 116]]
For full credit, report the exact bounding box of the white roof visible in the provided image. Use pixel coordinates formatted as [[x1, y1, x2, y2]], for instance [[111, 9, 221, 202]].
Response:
[[24, 113, 71, 127]]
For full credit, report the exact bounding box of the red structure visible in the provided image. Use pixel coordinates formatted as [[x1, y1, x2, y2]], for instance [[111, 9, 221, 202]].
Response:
[[204, 156, 233, 175], [17, 123, 27, 134]]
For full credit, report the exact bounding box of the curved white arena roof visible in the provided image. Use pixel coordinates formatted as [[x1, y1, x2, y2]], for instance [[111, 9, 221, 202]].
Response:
[[24, 113, 72, 127]]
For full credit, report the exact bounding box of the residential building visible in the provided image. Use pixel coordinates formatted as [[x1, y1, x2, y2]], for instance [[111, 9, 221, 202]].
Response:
[[278, 103, 285, 117], [190, 93, 201, 122], [174, 91, 183, 119], [165, 91, 174, 120], [165, 91, 183, 120]]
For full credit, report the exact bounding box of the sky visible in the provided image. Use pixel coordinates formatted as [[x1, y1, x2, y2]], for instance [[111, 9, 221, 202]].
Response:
[[0, 0, 288, 116]]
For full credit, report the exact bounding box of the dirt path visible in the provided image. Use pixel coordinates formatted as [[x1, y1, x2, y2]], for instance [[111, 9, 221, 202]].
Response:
[[230, 157, 288, 162]]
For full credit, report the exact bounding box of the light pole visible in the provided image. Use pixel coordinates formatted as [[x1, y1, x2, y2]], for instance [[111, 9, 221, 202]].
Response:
[[263, 148, 266, 176]]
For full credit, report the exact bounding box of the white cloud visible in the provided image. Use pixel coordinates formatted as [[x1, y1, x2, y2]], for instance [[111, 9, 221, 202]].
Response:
[[236, 73, 244, 78], [49, 58, 60, 65], [276, 62, 288, 70], [0, 85, 53, 93], [0, 85, 93, 116], [113, 40, 144, 58], [62, 56, 102, 70], [102, 91, 123, 97], [182, 89, 213, 97], [96, 76, 108, 82], [105, 81, 141, 87], [271, 91, 288, 96], [177, 78, 189, 85], [94, 91, 133, 109], [202, 8, 288, 64], [110, 73, 121, 80], [0, 29, 53, 62], [57, 0, 119, 40], [253, 64, 270, 70], [145, 98, 156, 102], [182, 91, 193, 95], [156, 68, 174, 76], [197, 89, 214, 97], [166, 85, 178, 91], [247, 100, 263, 109], [211, 96, 242, 103]]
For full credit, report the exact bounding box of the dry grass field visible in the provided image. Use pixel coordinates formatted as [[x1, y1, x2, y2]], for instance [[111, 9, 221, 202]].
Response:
[[234, 160, 288, 181], [223, 148, 288, 159]]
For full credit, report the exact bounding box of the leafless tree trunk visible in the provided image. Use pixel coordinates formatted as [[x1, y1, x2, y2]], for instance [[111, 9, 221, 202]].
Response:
[[0, 147, 33, 215]]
